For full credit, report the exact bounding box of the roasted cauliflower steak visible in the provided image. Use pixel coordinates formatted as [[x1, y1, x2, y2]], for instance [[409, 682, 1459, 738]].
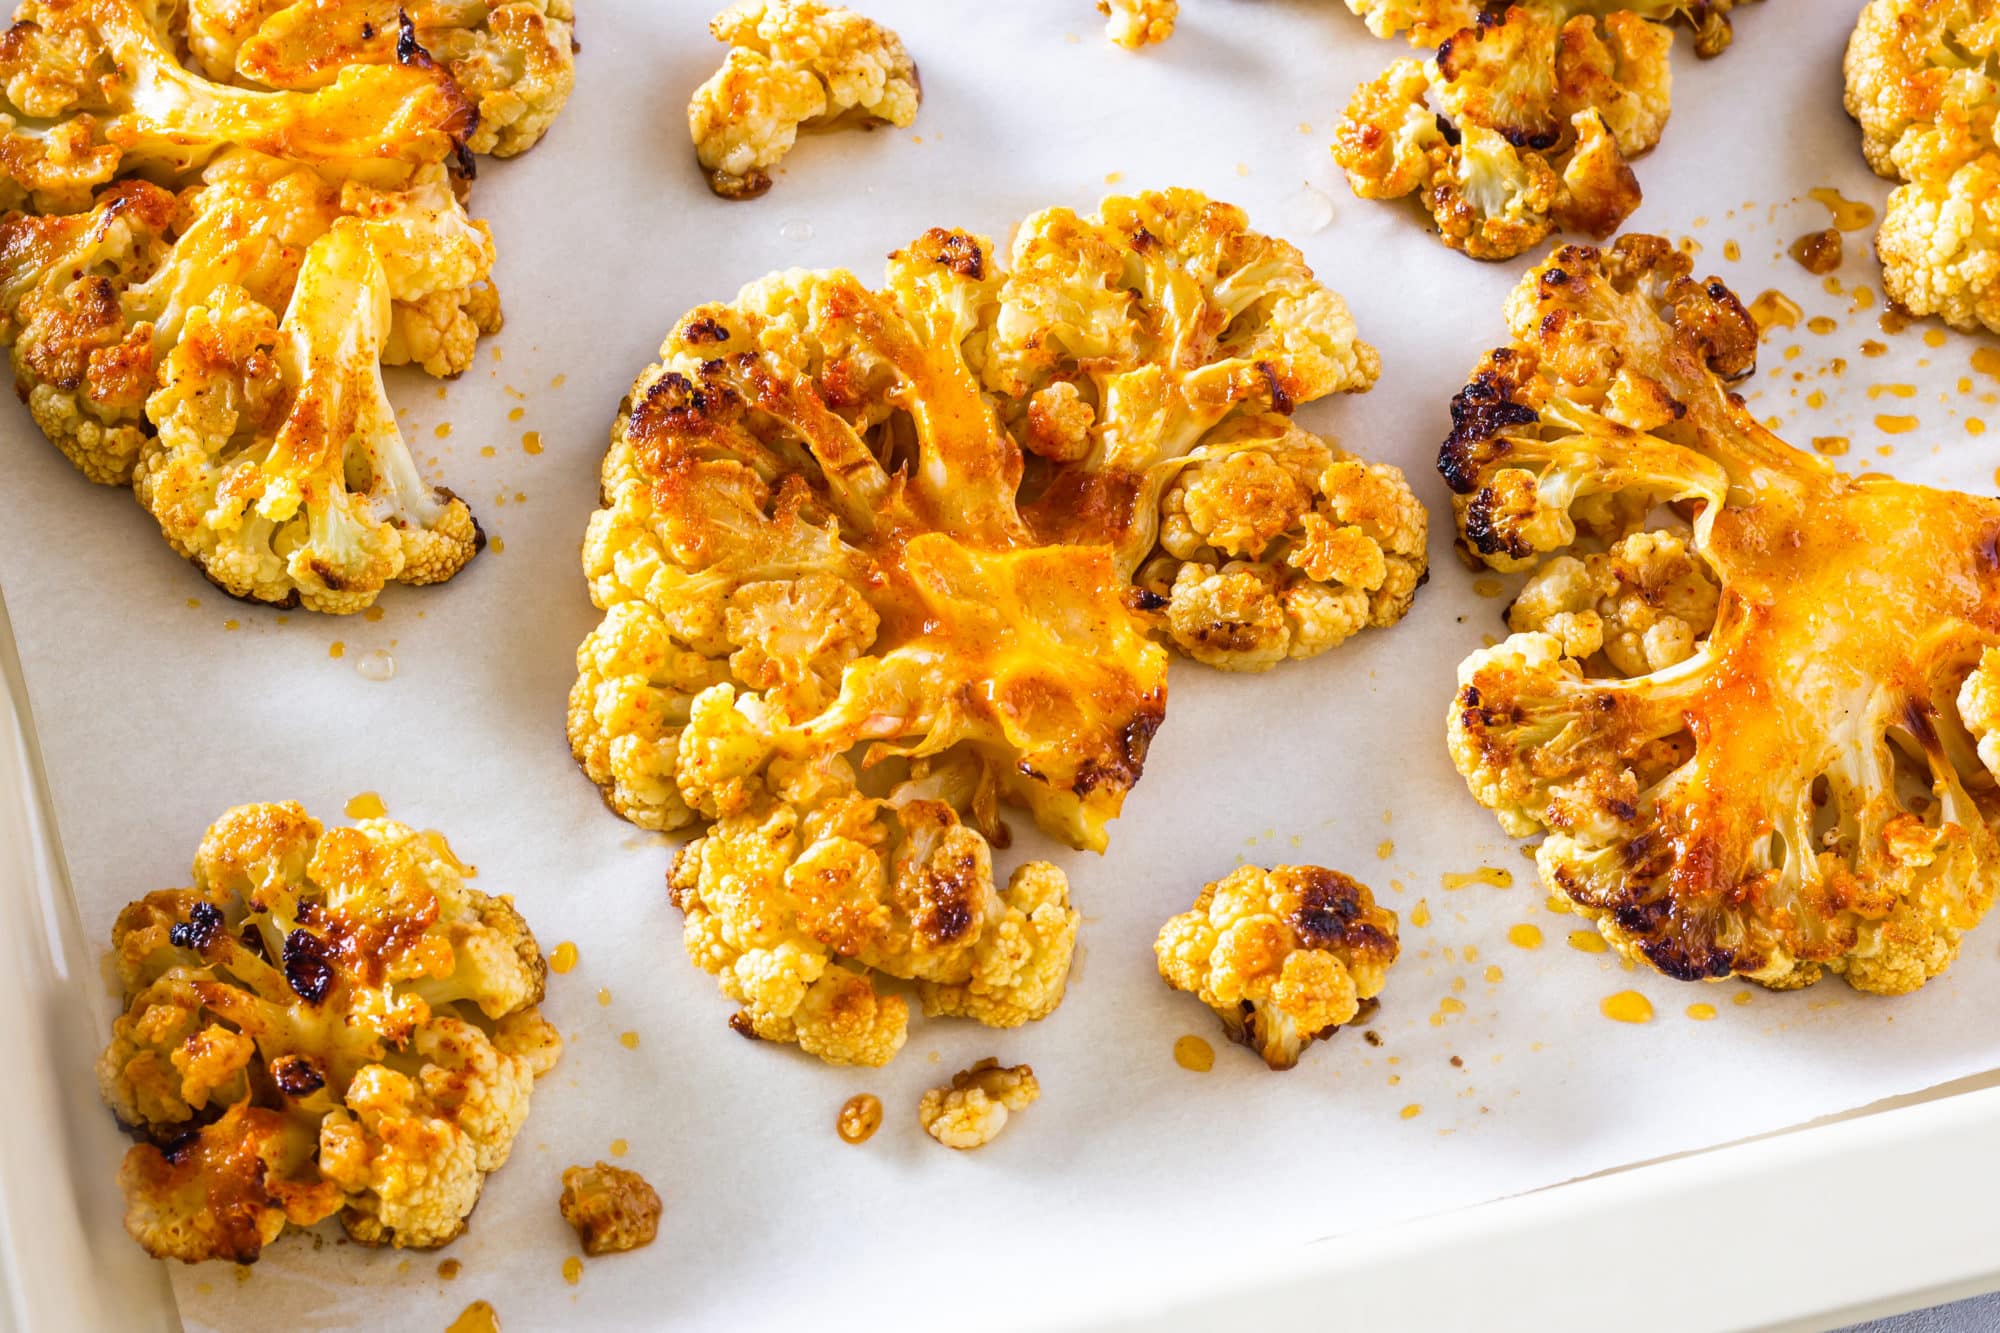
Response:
[[1442, 235, 2000, 994], [0, 0, 575, 611], [1845, 0, 2000, 334], [570, 191, 1422, 1063], [97, 801, 562, 1262], [1334, 0, 1751, 260]]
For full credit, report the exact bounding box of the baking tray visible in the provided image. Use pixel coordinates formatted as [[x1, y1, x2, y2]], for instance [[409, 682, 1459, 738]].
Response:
[[7, 2, 2000, 1329]]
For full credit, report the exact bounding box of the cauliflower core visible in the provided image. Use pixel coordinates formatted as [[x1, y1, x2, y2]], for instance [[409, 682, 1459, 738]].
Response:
[[0, 0, 577, 611], [1334, 0, 1751, 260], [918, 1059, 1039, 1149], [1442, 235, 2000, 994], [688, 0, 919, 199], [1845, 0, 2000, 333], [97, 802, 561, 1261], [558, 1162, 662, 1255], [570, 191, 1422, 1064], [1156, 864, 1399, 1069]]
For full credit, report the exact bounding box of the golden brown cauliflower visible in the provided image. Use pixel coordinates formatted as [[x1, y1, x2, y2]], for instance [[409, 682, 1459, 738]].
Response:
[[1442, 235, 2000, 995], [1099, 0, 1177, 48], [0, 0, 579, 612], [98, 802, 561, 1262], [1156, 865, 1400, 1070], [184, 0, 578, 157], [688, 0, 919, 199], [559, 1162, 663, 1256], [1334, 1, 1691, 260], [1344, 0, 1752, 57], [571, 193, 1421, 1064], [918, 1059, 1039, 1150], [1845, 0, 2000, 333]]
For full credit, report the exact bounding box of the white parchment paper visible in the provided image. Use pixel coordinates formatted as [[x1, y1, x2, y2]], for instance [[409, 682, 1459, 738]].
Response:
[[4, 3, 1997, 1329]]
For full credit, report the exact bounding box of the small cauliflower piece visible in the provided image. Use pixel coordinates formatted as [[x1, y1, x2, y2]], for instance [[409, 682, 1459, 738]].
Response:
[[1099, 0, 1177, 49], [1346, 0, 1753, 57], [559, 1162, 663, 1256], [1156, 865, 1400, 1070], [918, 1059, 1039, 1150], [688, 0, 920, 199], [1442, 235, 2000, 994], [98, 802, 561, 1262], [1334, 1, 1701, 261]]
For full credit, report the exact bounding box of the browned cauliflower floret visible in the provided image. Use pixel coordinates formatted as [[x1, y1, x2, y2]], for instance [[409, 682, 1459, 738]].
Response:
[[1156, 864, 1400, 1070], [1099, 0, 1177, 48], [688, 0, 919, 199], [1334, 2, 1687, 260], [98, 802, 561, 1262], [918, 1059, 1039, 1150], [1345, 0, 1753, 57], [1441, 235, 2000, 995], [1844, 0, 2000, 332], [559, 1162, 663, 1256], [574, 195, 1420, 1063]]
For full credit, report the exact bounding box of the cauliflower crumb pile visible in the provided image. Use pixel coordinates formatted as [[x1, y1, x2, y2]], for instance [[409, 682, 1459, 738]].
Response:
[[1156, 864, 1400, 1069], [558, 1162, 663, 1255], [1845, 0, 2000, 333], [1443, 235, 2000, 994], [0, 0, 576, 612], [1333, 0, 1752, 261], [1099, 0, 1177, 49], [688, 0, 920, 199], [96, 802, 562, 1262], [918, 1059, 1039, 1149], [569, 190, 1425, 1064]]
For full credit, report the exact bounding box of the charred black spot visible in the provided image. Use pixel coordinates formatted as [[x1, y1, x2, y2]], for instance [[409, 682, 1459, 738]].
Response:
[[1257, 360, 1294, 415], [929, 230, 986, 281], [239, 922, 269, 960], [171, 901, 224, 951], [683, 316, 730, 345], [160, 1128, 202, 1166], [924, 901, 974, 942], [1439, 370, 1539, 494], [1462, 487, 1534, 559], [1540, 267, 1570, 289], [1901, 696, 1941, 753], [270, 1054, 326, 1098], [1434, 113, 1461, 148], [1128, 225, 1158, 252], [394, 9, 419, 61], [361, 19, 375, 38], [1129, 587, 1169, 613], [1290, 867, 1392, 956], [1640, 933, 1736, 981], [283, 930, 336, 1004]]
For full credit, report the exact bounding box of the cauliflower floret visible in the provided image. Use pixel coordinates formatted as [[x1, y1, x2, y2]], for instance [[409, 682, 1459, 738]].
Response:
[[1844, 0, 2000, 332], [1963, 648, 2000, 779], [1099, 0, 1177, 49], [559, 1161, 663, 1256], [134, 215, 484, 613], [688, 1, 919, 199], [1156, 864, 1400, 1070], [918, 1058, 1038, 1150], [1334, 2, 1683, 260], [1347, 0, 1754, 57], [1442, 235, 2000, 994], [98, 802, 560, 1261]]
